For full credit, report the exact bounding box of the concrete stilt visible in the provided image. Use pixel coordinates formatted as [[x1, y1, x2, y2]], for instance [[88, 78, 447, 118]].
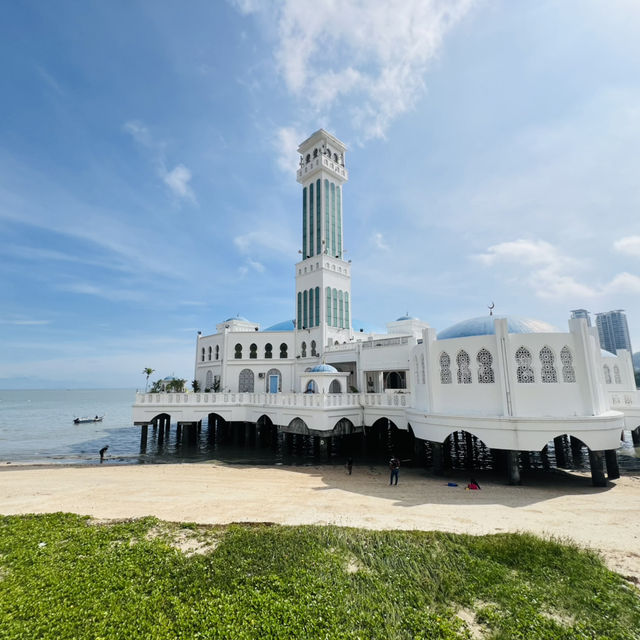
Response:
[[570, 436, 584, 464], [520, 451, 531, 472], [139, 425, 148, 452], [464, 431, 473, 468], [432, 442, 444, 476], [588, 449, 607, 487], [553, 436, 568, 468], [605, 449, 620, 480], [506, 450, 521, 485], [176, 424, 182, 443], [157, 423, 165, 447], [632, 426, 640, 447]]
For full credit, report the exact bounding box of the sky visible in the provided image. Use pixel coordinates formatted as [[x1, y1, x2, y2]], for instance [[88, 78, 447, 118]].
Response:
[[1, 0, 640, 389]]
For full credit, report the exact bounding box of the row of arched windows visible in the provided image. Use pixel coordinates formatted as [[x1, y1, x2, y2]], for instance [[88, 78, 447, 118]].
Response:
[[300, 340, 317, 358], [298, 287, 320, 329], [326, 287, 349, 328], [234, 343, 288, 359], [201, 345, 220, 362], [603, 364, 622, 384], [439, 346, 576, 384]]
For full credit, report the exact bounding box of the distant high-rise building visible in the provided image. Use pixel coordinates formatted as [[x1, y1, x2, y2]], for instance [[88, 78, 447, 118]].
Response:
[[595, 310, 632, 355], [570, 309, 591, 326]]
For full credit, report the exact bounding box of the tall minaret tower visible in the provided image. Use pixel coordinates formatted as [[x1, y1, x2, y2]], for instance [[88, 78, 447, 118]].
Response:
[[295, 130, 352, 355]]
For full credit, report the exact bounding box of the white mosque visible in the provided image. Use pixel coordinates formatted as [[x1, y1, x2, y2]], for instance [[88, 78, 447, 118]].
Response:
[[133, 130, 640, 485]]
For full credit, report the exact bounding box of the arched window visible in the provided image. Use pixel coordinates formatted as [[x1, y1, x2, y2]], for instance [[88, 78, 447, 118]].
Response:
[[201, 348, 205, 362], [603, 364, 611, 384], [614, 365, 621, 384], [440, 352, 452, 384], [303, 290, 308, 329], [344, 291, 349, 328], [297, 292, 302, 329], [301, 341, 307, 357], [385, 371, 405, 389], [313, 148, 318, 158], [311, 340, 317, 357], [560, 346, 575, 383], [305, 153, 310, 163], [238, 369, 254, 392], [338, 291, 344, 328], [266, 368, 282, 393], [208, 346, 212, 361], [326, 287, 332, 326], [456, 350, 472, 384], [306, 380, 317, 394], [280, 343, 288, 358], [249, 343, 257, 359], [477, 348, 495, 383], [329, 379, 342, 393], [265, 343, 272, 359], [205, 370, 213, 390], [215, 345, 219, 360], [332, 288, 338, 326], [234, 343, 242, 359], [539, 346, 557, 383], [515, 347, 534, 383]]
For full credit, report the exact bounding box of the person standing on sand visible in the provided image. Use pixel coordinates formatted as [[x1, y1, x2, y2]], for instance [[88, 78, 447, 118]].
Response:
[[99, 445, 108, 463], [346, 457, 353, 475], [389, 455, 400, 485]]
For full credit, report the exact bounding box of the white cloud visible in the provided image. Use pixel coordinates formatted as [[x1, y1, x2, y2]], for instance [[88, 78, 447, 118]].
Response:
[[234, 229, 296, 256], [614, 235, 640, 257], [607, 271, 640, 294], [275, 126, 305, 173], [162, 164, 195, 201], [234, 0, 477, 140], [372, 232, 390, 250], [475, 239, 564, 267]]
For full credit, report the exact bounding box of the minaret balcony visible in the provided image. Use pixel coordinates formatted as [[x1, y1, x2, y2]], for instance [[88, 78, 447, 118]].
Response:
[[296, 156, 348, 183]]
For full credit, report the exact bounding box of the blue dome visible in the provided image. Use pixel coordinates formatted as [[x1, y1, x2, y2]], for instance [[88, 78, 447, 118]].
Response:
[[310, 364, 338, 373], [437, 315, 558, 340], [264, 320, 295, 331], [225, 316, 250, 322], [396, 315, 415, 321]]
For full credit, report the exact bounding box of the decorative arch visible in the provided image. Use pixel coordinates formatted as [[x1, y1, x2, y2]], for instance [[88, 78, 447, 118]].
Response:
[[385, 371, 405, 389], [201, 347, 205, 362], [208, 346, 212, 361], [440, 352, 452, 384], [305, 380, 317, 393], [329, 379, 342, 393], [249, 343, 257, 359], [456, 350, 472, 384], [477, 348, 495, 383], [301, 341, 307, 357], [603, 364, 612, 384], [311, 340, 317, 357], [560, 346, 575, 382], [266, 368, 282, 393], [215, 345, 219, 360], [279, 343, 288, 358], [238, 369, 254, 392], [265, 343, 272, 359], [515, 346, 534, 383], [540, 346, 557, 383], [205, 370, 213, 390], [614, 365, 621, 384], [234, 343, 242, 359]]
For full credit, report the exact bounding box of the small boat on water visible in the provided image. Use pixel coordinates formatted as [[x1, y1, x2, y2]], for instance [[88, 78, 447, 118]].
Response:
[[73, 416, 104, 424]]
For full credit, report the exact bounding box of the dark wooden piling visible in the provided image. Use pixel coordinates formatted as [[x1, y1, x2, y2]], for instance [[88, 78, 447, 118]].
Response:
[[605, 449, 620, 480], [588, 449, 607, 487]]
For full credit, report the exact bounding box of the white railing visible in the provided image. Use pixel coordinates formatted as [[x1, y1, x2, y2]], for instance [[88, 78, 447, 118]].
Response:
[[134, 391, 411, 411], [324, 343, 358, 352], [361, 336, 409, 349], [608, 390, 639, 407]]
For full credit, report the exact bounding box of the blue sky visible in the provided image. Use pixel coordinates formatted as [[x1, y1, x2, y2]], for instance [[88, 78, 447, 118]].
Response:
[[1, 0, 640, 389]]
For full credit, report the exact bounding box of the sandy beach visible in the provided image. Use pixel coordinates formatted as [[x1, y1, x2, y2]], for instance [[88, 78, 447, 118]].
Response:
[[1, 462, 639, 582]]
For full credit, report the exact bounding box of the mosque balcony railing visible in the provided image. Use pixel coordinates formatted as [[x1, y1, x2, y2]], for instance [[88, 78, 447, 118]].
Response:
[[361, 336, 409, 349], [134, 391, 410, 410], [608, 390, 639, 408], [324, 343, 358, 352]]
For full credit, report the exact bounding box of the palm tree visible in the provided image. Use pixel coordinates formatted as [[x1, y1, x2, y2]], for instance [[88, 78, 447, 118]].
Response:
[[142, 367, 155, 392]]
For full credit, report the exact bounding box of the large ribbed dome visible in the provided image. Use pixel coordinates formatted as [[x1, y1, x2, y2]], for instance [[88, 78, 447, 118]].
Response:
[[264, 320, 295, 331], [437, 315, 558, 340]]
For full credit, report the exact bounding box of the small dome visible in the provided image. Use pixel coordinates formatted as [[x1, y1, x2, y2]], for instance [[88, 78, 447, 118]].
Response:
[[264, 320, 295, 331], [225, 316, 250, 322], [309, 364, 338, 373], [395, 315, 415, 321], [437, 315, 558, 340]]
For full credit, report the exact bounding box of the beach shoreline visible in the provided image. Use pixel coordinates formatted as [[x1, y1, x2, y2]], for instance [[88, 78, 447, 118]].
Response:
[[1, 461, 639, 583]]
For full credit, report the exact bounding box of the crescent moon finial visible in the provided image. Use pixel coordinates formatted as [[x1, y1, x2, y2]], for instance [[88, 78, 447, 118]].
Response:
[[488, 301, 495, 316]]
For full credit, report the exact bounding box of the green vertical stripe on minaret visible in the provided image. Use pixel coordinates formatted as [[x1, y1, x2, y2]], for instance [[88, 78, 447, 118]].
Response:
[[324, 179, 330, 256], [315, 287, 320, 326], [308, 288, 314, 327], [338, 291, 344, 328], [336, 185, 342, 259], [345, 292, 350, 328], [316, 179, 321, 255], [303, 290, 308, 329], [297, 292, 302, 328], [330, 183, 336, 257], [326, 286, 331, 326], [302, 187, 307, 258], [332, 288, 337, 326], [309, 182, 314, 257]]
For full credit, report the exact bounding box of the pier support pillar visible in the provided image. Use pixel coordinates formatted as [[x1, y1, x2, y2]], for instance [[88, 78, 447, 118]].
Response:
[[432, 442, 444, 476], [554, 436, 568, 468], [632, 426, 640, 447], [139, 425, 148, 452], [506, 450, 521, 485], [605, 449, 620, 480], [570, 436, 584, 465], [588, 449, 607, 487]]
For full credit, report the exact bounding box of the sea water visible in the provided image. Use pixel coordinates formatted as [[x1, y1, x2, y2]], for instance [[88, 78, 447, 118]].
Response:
[[0, 388, 638, 471]]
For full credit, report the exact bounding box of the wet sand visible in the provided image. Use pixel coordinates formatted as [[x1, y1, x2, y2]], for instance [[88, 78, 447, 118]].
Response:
[[1, 462, 639, 582]]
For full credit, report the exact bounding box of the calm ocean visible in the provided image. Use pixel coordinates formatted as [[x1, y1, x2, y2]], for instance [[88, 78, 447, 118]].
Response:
[[1, 388, 638, 471]]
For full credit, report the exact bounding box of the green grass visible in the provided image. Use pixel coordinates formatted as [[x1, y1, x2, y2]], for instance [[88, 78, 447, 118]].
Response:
[[0, 514, 638, 639]]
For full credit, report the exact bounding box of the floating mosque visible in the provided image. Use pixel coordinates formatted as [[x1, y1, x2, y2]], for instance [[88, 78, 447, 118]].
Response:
[[133, 130, 640, 485]]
